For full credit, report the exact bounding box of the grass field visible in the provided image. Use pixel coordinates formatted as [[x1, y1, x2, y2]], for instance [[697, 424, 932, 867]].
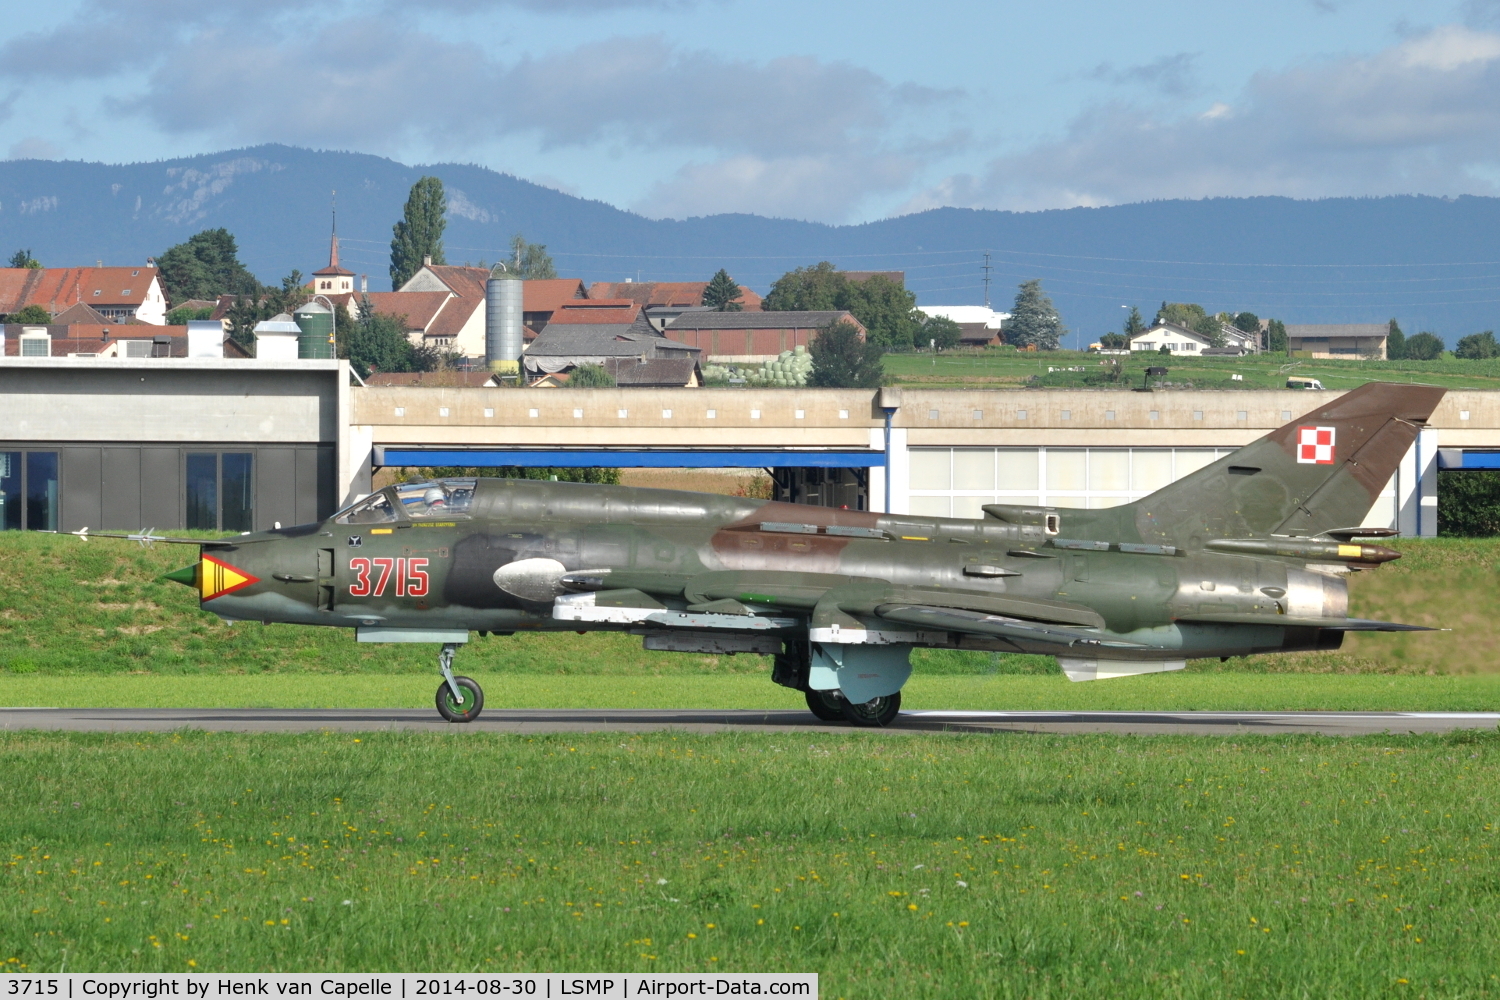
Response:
[[2, 673, 1500, 713], [881, 347, 1500, 392], [5, 728, 1500, 996]]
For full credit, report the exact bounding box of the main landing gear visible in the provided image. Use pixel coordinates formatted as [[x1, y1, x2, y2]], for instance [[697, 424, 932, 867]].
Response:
[[435, 642, 484, 723], [804, 688, 902, 728]]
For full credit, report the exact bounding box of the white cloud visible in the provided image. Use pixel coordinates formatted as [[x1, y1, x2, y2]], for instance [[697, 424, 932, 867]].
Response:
[[637, 151, 919, 221], [8, 136, 62, 160], [1088, 52, 1200, 98], [905, 25, 1500, 212]]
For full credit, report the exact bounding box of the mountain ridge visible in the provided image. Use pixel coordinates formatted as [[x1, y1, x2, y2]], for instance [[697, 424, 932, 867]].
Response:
[[1, 144, 1497, 342]]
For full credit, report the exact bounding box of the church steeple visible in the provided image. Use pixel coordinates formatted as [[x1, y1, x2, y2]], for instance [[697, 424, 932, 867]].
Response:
[[313, 189, 354, 293]]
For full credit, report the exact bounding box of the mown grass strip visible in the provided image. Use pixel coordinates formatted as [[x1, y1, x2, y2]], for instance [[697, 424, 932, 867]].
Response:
[[4, 728, 1499, 996], [2, 672, 1499, 712]]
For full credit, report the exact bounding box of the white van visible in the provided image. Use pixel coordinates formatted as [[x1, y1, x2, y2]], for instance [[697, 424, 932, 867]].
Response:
[[1286, 377, 1324, 390]]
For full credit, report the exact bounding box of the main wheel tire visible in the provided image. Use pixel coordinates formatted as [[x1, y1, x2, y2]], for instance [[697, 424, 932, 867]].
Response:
[[805, 689, 845, 722], [436, 676, 484, 723], [843, 691, 901, 727]]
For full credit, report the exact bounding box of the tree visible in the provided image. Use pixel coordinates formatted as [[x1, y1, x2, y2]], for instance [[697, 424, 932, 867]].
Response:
[[9, 304, 51, 324], [509, 234, 556, 279], [341, 296, 428, 377], [763, 261, 846, 311], [155, 228, 262, 305], [1405, 332, 1445, 360], [922, 315, 962, 351], [8, 249, 39, 269], [1455, 331, 1498, 360], [1267, 319, 1288, 353], [1122, 306, 1145, 338], [842, 274, 921, 350], [1387, 319, 1407, 360], [1233, 312, 1260, 334], [809, 319, 884, 388], [568, 364, 616, 387], [222, 270, 309, 348], [1006, 279, 1065, 350], [389, 176, 447, 290], [1098, 332, 1129, 349], [166, 305, 214, 324], [764, 263, 921, 350], [702, 269, 744, 311]]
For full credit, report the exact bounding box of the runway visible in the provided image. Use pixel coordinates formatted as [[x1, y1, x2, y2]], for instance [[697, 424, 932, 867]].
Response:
[[1, 707, 1497, 736]]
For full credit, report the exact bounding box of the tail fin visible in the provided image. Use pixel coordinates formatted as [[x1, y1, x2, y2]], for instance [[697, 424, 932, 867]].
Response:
[[1126, 382, 1445, 548]]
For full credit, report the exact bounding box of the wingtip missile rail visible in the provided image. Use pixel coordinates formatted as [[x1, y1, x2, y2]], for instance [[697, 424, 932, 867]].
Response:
[[1205, 537, 1402, 565]]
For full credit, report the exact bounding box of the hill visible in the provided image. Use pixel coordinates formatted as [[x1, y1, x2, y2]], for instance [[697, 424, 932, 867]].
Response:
[[2, 144, 1499, 340]]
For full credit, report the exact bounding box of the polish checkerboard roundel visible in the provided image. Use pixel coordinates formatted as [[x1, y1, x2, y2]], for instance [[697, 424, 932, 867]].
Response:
[[1297, 425, 1336, 464]]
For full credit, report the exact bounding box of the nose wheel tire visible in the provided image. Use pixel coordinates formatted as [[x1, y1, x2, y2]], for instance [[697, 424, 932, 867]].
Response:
[[805, 690, 845, 722], [436, 676, 484, 723], [843, 691, 901, 727]]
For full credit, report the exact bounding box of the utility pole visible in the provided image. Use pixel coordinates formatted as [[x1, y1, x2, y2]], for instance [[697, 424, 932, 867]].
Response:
[[982, 251, 992, 309]]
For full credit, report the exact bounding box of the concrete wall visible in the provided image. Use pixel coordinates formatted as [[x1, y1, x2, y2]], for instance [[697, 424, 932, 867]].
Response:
[[353, 386, 1498, 536]]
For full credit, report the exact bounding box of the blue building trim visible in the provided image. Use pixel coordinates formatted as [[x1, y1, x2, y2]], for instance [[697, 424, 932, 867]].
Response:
[[376, 448, 884, 469], [1438, 449, 1500, 470]]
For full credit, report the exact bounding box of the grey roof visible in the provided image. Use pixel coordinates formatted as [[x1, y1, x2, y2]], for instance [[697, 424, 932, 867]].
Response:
[[605, 357, 699, 386], [528, 318, 700, 358], [665, 310, 854, 330], [1284, 324, 1388, 338]]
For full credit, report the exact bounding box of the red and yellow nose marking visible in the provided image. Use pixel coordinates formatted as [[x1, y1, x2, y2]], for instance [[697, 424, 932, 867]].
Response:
[[200, 554, 260, 601]]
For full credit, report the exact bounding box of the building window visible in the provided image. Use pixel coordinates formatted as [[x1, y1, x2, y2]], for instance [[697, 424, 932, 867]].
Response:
[[0, 451, 59, 531], [186, 452, 254, 531]]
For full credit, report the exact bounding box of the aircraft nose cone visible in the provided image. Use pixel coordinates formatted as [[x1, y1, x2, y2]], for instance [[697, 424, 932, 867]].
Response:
[[162, 563, 198, 588]]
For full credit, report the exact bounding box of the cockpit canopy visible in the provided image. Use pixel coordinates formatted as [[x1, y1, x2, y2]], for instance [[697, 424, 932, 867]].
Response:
[[335, 478, 477, 524]]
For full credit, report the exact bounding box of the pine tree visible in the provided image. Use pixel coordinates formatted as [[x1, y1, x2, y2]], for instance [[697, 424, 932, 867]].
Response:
[[1005, 280, 1065, 350], [389, 177, 448, 290], [703, 269, 744, 311], [8, 249, 39, 269], [156, 229, 261, 304], [1267, 319, 1288, 354], [1386, 319, 1406, 360], [1123, 305, 1145, 338], [809, 320, 884, 388]]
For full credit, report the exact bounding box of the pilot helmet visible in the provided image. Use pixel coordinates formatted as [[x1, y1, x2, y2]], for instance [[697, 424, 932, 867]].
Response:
[[423, 487, 446, 507]]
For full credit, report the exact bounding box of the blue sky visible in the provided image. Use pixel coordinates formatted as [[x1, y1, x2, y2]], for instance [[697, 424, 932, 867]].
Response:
[[3, 0, 1500, 223]]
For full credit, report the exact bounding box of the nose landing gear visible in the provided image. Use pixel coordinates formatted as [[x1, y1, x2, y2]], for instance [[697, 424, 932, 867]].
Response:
[[435, 642, 484, 723]]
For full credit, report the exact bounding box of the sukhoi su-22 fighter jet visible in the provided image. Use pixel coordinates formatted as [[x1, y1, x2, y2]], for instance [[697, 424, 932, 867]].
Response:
[[89, 382, 1439, 725]]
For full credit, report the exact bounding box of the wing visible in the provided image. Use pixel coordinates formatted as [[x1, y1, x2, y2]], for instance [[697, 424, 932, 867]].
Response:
[[70, 528, 270, 548], [873, 603, 1147, 648], [1177, 612, 1437, 631]]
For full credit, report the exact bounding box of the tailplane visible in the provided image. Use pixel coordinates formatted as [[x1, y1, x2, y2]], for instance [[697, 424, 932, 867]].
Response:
[[1122, 382, 1445, 549]]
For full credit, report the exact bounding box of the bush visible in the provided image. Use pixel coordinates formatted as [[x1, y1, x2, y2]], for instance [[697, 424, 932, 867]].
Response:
[[1454, 331, 1498, 360], [1405, 332, 1445, 360], [1439, 470, 1500, 536]]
